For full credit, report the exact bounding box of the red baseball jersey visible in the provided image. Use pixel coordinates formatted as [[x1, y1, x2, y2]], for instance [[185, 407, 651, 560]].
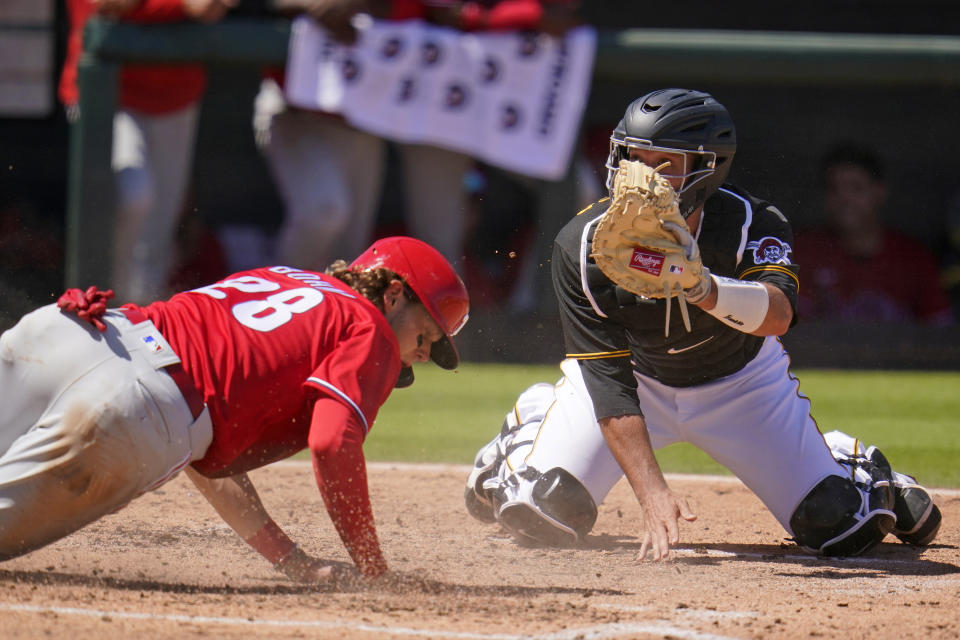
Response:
[[137, 266, 401, 473], [133, 267, 401, 575]]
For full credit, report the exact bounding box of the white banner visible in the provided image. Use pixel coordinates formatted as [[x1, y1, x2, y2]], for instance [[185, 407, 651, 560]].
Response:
[[284, 16, 596, 180]]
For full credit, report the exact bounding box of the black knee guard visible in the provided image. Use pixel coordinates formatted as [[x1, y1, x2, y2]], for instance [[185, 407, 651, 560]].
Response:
[[790, 475, 895, 556], [494, 467, 598, 546]]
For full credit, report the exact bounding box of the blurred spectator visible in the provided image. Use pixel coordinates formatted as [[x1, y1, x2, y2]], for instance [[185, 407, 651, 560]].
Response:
[[793, 143, 953, 324], [257, 0, 583, 271], [60, 0, 237, 304]]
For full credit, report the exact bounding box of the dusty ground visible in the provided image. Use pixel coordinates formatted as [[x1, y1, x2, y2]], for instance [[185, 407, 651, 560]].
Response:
[[1, 461, 957, 639]]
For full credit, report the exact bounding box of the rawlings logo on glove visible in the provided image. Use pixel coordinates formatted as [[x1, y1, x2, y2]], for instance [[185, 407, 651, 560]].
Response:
[[591, 160, 712, 336]]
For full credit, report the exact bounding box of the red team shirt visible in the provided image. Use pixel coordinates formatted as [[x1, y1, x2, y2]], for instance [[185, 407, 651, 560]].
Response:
[[134, 267, 402, 575]]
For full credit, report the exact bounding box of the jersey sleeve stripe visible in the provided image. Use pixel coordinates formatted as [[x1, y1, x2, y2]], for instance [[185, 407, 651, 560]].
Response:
[[740, 265, 800, 288], [580, 213, 609, 319], [567, 350, 631, 360], [306, 377, 370, 434], [719, 187, 753, 267]]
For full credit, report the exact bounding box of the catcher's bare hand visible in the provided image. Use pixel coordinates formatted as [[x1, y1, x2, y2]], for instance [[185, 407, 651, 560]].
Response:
[[637, 489, 697, 562]]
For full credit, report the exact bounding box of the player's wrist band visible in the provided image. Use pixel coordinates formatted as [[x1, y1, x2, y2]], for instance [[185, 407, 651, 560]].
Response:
[[705, 275, 769, 333], [244, 519, 296, 566]]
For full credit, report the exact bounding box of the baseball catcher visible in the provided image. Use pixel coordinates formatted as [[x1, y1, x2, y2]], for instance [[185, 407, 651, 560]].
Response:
[[463, 88, 941, 560]]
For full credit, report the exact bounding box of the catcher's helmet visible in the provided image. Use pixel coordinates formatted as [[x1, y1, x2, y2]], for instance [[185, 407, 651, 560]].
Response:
[[606, 88, 736, 217], [351, 237, 469, 379]]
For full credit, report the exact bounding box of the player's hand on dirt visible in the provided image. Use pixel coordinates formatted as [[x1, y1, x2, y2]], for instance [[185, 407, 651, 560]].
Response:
[[274, 546, 339, 583], [637, 490, 696, 562], [182, 0, 238, 23]]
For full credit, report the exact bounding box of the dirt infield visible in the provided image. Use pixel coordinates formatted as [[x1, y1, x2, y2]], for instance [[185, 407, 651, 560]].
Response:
[[1, 461, 957, 639]]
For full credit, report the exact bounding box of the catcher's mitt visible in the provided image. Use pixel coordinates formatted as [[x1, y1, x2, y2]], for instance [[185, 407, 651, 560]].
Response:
[[591, 160, 710, 336]]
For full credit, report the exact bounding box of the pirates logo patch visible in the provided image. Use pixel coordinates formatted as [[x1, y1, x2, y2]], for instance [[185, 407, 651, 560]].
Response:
[[746, 237, 792, 265]]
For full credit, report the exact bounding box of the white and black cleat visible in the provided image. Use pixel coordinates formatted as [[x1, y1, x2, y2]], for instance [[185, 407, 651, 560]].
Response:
[[891, 478, 942, 547]]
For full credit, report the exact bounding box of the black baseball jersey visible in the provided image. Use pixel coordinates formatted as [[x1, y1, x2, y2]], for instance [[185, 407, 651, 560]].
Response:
[[552, 183, 800, 420]]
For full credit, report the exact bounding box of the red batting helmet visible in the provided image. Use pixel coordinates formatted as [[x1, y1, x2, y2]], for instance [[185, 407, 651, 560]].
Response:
[[351, 236, 470, 375]]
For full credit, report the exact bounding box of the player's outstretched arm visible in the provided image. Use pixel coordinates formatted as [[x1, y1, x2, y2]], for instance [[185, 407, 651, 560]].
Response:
[[308, 398, 389, 579], [183, 466, 336, 583], [599, 415, 697, 561]]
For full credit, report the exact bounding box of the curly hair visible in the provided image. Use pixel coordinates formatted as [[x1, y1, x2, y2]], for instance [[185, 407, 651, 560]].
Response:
[[325, 260, 420, 312]]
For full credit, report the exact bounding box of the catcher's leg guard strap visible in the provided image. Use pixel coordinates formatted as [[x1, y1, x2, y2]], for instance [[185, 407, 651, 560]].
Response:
[[789, 475, 895, 557], [494, 467, 598, 546]]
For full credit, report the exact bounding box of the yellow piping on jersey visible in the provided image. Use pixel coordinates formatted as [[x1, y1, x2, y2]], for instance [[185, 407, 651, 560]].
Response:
[[567, 350, 630, 360], [740, 264, 800, 290], [576, 197, 609, 216]]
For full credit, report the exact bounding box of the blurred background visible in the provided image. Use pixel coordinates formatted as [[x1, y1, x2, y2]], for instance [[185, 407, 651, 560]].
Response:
[[2, 0, 959, 369]]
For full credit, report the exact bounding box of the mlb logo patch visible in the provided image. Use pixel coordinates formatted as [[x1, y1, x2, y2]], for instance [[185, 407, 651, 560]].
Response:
[[629, 248, 665, 276], [669, 264, 684, 274], [142, 335, 164, 353]]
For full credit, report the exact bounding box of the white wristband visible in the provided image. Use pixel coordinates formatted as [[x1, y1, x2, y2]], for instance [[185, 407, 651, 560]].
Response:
[[705, 275, 769, 333]]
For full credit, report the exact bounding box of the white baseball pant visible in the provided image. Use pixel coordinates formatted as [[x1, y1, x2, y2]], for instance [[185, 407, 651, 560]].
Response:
[[0, 305, 212, 559], [508, 337, 847, 533]]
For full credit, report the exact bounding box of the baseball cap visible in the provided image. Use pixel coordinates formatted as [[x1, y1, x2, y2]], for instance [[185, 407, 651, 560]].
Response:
[[350, 237, 470, 381]]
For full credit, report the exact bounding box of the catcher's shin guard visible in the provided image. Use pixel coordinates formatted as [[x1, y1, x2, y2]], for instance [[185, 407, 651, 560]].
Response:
[[492, 467, 598, 546], [789, 474, 895, 557]]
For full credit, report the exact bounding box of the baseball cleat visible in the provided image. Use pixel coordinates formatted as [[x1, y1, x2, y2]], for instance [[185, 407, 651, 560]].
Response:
[[891, 481, 942, 547]]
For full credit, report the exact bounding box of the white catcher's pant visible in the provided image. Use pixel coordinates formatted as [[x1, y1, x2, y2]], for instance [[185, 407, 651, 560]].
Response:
[[0, 305, 212, 559], [504, 338, 847, 535]]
